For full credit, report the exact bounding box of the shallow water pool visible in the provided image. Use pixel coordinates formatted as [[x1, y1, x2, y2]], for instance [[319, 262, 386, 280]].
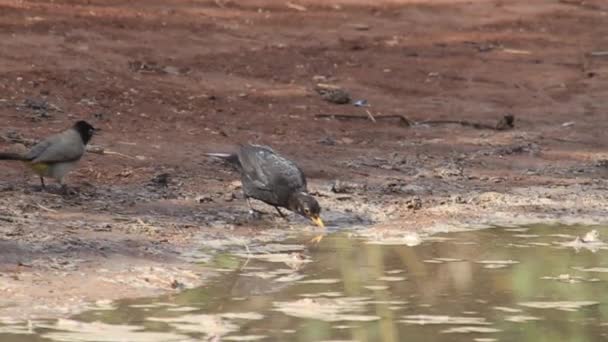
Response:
[[3, 224, 608, 341]]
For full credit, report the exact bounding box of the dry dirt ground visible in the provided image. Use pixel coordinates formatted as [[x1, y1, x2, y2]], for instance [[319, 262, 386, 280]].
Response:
[[1, 0, 608, 319]]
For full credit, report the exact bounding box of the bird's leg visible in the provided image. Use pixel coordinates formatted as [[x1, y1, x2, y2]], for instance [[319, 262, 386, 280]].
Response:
[[39, 177, 46, 190], [309, 234, 326, 245], [274, 206, 287, 220], [246, 197, 255, 213], [246, 197, 263, 218]]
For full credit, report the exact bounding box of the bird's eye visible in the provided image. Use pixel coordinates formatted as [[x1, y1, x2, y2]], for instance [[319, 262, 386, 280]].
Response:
[[304, 208, 310, 215]]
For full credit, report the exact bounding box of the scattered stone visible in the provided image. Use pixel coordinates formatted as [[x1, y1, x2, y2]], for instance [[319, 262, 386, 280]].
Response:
[[128, 61, 188, 75], [196, 195, 213, 203], [223, 192, 235, 202], [23, 98, 49, 111], [451, 195, 466, 204], [340, 137, 355, 145], [582, 229, 600, 243], [149, 173, 170, 187], [330, 180, 365, 194], [406, 196, 422, 210], [494, 143, 540, 156], [117, 169, 133, 178], [353, 99, 368, 107], [495, 114, 515, 130], [16, 97, 61, 121], [170, 279, 185, 290], [559, 230, 605, 252], [434, 164, 463, 178], [595, 159, 608, 168], [162, 66, 181, 75], [319, 136, 336, 146], [351, 23, 370, 31], [315, 84, 351, 104]]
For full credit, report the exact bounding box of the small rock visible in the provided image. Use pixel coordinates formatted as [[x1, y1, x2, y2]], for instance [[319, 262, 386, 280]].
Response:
[[475, 192, 503, 203], [196, 195, 213, 203], [400, 184, 426, 194], [406, 196, 422, 210], [229, 181, 242, 191], [315, 84, 351, 104], [331, 180, 365, 194], [170, 279, 185, 290], [23, 98, 48, 111], [451, 195, 465, 204], [353, 99, 368, 107], [490, 176, 505, 183], [595, 159, 608, 168], [351, 23, 370, 31], [582, 230, 600, 243], [495, 114, 515, 130], [117, 169, 133, 178], [223, 192, 235, 202], [340, 137, 355, 145], [150, 173, 170, 187], [319, 136, 336, 146], [93, 112, 105, 120], [162, 66, 181, 75]]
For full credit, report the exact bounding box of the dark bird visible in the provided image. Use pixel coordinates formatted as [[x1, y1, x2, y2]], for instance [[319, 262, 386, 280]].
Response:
[[0, 120, 97, 192], [206, 144, 325, 232]]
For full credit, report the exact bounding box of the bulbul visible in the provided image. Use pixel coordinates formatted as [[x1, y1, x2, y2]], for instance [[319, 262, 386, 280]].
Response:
[[0, 120, 97, 191], [207, 144, 325, 237]]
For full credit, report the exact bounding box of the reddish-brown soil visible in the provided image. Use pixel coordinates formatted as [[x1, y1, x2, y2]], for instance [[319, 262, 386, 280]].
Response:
[[1, 0, 608, 318]]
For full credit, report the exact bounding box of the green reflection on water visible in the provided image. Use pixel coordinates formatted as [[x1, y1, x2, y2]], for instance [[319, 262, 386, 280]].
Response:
[[3, 224, 608, 341]]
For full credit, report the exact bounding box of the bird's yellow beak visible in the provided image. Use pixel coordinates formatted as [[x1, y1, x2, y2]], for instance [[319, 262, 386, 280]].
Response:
[[311, 215, 325, 228]]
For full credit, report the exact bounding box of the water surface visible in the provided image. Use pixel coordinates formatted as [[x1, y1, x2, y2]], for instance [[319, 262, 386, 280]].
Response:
[[3, 224, 608, 341]]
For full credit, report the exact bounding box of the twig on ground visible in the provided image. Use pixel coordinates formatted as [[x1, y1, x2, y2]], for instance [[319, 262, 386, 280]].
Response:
[[365, 109, 377, 123], [590, 51, 608, 57], [35, 203, 58, 213], [316, 114, 514, 131], [315, 114, 412, 126], [286, 2, 307, 11], [86, 145, 136, 159]]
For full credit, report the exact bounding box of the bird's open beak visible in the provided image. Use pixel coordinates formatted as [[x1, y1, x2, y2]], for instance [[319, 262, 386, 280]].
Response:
[[311, 215, 325, 228]]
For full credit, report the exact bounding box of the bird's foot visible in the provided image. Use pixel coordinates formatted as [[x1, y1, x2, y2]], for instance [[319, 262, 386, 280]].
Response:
[[248, 209, 264, 220], [32, 185, 46, 192], [60, 185, 78, 197]]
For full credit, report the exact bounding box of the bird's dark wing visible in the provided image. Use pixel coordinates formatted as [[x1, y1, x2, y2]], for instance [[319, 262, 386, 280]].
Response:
[[238, 144, 307, 192]]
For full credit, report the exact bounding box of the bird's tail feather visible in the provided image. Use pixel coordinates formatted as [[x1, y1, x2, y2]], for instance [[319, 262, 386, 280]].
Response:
[[204, 152, 240, 166], [0, 152, 27, 161], [204, 152, 233, 158]]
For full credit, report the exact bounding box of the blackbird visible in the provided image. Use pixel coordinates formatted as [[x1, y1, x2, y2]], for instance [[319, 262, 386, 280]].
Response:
[[206, 144, 325, 231]]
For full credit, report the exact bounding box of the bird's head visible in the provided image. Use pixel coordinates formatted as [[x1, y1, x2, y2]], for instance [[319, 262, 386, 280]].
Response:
[[290, 192, 324, 228], [73, 120, 98, 145]]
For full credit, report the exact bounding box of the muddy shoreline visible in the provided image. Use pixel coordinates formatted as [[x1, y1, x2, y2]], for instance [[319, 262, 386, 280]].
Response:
[[1, 0, 608, 319]]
